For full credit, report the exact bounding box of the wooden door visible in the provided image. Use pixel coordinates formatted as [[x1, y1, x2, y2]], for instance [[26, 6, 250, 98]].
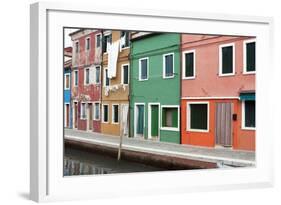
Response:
[[150, 105, 159, 138], [215, 102, 233, 147]]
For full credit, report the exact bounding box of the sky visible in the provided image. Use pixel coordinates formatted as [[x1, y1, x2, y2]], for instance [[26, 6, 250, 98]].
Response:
[[64, 28, 78, 48]]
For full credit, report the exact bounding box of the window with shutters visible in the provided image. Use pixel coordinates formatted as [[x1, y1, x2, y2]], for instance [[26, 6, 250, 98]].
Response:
[[64, 73, 70, 90], [96, 34, 101, 48], [85, 37, 90, 51], [102, 33, 112, 53], [121, 64, 129, 85], [163, 53, 174, 78], [84, 68, 90, 85], [73, 70, 78, 87], [242, 100, 255, 130], [183, 50, 195, 79], [102, 104, 109, 123], [103, 68, 110, 87], [187, 102, 209, 132], [94, 102, 100, 120], [112, 104, 119, 124], [161, 106, 179, 131], [243, 40, 256, 74], [139, 57, 149, 81], [94, 66, 101, 84], [80, 103, 87, 120], [120, 31, 130, 49], [219, 43, 235, 76]]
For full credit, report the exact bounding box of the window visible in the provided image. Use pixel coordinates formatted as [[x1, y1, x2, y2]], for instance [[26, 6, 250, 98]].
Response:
[[163, 53, 174, 78], [73, 70, 78, 87], [188, 103, 209, 132], [96, 34, 101, 48], [183, 50, 195, 79], [103, 68, 110, 87], [112, 104, 119, 124], [102, 33, 112, 53], [161, 106, 179, 131], [139, 58, 148, 80], [64, 73, 70, 89], [85, 68, 90, 85], [242, 100, 255, 129], [102, 104, 109, 123], [94, 102, 100, 120], [75, 41, 79, 53], [95, 66, 101, 84], [122, 64, 129, 85], [86, 37, 90, 51], [80, 103, 86, 119], [244, 40, 256, 73], [120, 31, 130, 49], [219, 44, 235, 76]]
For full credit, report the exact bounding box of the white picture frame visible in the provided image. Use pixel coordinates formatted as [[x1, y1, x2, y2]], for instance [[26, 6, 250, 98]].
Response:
[[30, 2, 274, 202]]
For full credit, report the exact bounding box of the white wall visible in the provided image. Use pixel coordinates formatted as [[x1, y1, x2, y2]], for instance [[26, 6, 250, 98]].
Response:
[[0, 0, 280, 204]]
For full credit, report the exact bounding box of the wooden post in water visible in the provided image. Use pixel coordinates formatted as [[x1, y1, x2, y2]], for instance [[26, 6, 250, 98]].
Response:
[[117, 132, 123, 161], [118, 104, 128, 161]]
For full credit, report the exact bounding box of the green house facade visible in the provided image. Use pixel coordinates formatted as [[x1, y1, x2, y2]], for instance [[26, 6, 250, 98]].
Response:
[[129, 33, 181, 143]]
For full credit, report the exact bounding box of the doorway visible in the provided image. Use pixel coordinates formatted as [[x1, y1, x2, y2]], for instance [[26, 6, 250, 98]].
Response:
[[215, 102, 233, 147], [148, 103, 160, 140], [73, 102, 78, 129], [87, 103, 93, 131], [134, 103, 145, 138]]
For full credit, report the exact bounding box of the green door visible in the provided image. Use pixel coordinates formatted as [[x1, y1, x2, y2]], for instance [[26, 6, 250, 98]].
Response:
[[151, 105, 159, 137]]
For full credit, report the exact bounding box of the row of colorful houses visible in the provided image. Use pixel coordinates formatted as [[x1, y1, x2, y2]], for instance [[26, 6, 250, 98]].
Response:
[[64, 29, 256, 151]]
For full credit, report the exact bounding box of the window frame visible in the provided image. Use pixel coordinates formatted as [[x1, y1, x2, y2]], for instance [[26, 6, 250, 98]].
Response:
[[162, 52, 175, 79], [241, 100, 256, 130], [103, 32, 112, 54], [160, 105, 180, 131], [111, 104, 119, 124], [182, 50, 196, 79], [243, 39, 256, 75], [75, 40, 79, 53], [64, 73, 70, 90], [102, 104, 109, 123], [138, 57, 149, 81], [103, 67, 110, 87], [134, 102, 146, 137], [94, 65, 101, 84], [85, 37, 91, 51], [121, 63, 130, 85], [73, 70, 78, 87], [187, 101, 209, 132], [80, 102, 87, 120], [219, 43, 235, 77], [84, 67, 90, 85], [95, 33, 101, 48], [120, 31, 130, 50], [93, 102, 100, 121]]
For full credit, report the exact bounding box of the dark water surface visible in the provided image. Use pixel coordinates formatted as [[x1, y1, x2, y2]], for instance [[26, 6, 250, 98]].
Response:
[[64, 147, 166, 176]]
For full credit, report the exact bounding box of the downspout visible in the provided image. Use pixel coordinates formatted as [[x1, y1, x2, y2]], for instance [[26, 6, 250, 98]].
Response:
[[179, 34, 182, 145]]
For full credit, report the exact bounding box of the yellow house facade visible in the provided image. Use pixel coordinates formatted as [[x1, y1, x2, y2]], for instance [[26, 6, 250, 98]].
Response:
[[101, 30, 130, 136]]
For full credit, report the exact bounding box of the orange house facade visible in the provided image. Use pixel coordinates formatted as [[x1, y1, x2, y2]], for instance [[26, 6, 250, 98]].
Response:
[[181, 34, 256, 151]]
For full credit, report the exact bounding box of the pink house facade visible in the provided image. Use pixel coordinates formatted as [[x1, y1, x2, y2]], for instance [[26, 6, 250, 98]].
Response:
[[181, 34, 256, 151], [70, 29, 102, 132]]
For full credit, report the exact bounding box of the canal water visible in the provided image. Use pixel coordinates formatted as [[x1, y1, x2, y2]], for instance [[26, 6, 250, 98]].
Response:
[[64, 147, 167, 176]]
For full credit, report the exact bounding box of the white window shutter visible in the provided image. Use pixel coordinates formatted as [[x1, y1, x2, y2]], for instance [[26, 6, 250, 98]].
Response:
[[89, 67, 95, 84]]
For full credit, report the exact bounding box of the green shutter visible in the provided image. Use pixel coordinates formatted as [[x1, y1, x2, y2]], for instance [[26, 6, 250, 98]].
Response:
[[172, 109, 178, 128]]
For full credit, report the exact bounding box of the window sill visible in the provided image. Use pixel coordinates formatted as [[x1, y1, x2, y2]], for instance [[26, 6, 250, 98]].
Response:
[[138, 79, 148, 81], [160, 127, 179, 132], [182, 76, 195, 80], [243, 71, 256, 75], [241, 127, 256, 131], [187, 128, 209, 133], [163, 75, 174, 79], [218, 73, 235, 77]]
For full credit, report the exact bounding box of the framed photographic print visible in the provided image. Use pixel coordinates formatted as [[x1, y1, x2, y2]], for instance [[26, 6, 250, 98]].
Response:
[[30, 2, 274, 202]]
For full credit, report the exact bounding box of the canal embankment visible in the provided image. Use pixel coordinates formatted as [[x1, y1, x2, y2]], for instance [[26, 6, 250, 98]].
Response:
[[64, 128, 255, 170]]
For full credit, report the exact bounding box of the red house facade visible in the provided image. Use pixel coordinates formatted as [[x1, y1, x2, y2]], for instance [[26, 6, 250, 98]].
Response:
[[70, 29, 102, 132], [181, 34, 256, 151]]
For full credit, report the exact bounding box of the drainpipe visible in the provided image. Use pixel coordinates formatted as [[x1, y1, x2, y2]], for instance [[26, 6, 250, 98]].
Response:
[[179, 34, 182, 145]]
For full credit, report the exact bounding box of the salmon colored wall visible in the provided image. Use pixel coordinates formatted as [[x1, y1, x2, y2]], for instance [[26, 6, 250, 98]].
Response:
[[181, 99, 255, 151], [181, 35, 255, 98]]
